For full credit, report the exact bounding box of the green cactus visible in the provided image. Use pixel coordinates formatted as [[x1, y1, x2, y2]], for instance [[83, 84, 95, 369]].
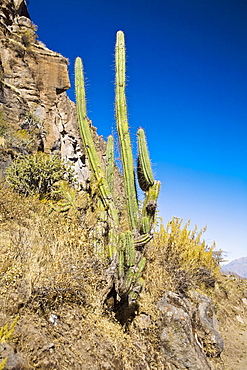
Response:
[[141, 180, 161, 233], [75, 58, 111, 211], [124, 230, 136, 267], [106, 135, 115, 194], [75, 57, 119, 257], [75, 31, 160, 307], [93, 205, 108, 257], [137, 128, 154, 191], [118, 233, 126, 277], [115, 30, 139, 232]]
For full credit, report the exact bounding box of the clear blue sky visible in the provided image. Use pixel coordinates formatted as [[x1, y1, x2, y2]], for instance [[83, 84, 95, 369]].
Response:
[[28, 0, 247, 262]]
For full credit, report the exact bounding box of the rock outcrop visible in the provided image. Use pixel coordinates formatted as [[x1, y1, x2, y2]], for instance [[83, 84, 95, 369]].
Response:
[[0, 0, 90, 185], [157, 291, 224, 369]]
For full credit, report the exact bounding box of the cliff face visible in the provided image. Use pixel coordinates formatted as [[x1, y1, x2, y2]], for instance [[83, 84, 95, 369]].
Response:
[[0, 0, 90, 185]]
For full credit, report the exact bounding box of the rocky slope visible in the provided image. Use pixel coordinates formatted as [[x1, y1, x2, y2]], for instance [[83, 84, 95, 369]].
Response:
[[0, 0, 91, 185]]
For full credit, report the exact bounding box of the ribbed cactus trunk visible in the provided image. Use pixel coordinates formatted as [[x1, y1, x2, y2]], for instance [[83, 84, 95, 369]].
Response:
[[106, 135, 115, 194], [137, 128, 155, 191], [75, 31, 160, 312], [115, 31, 139, 232]]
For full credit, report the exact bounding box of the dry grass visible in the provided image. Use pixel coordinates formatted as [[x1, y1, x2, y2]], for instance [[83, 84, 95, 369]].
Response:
[[0, 182, 169, 368], [0, 182, 108, 311], [0, 182, 227, 369]]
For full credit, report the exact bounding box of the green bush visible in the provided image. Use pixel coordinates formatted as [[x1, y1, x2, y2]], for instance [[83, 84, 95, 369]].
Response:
[[5, 152, 75, 197], [145, 217, 220, 298]]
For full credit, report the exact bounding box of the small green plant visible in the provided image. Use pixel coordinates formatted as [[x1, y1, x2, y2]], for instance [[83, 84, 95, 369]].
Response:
[[21, 111, 47, 141], [5, 152, 75, 197]]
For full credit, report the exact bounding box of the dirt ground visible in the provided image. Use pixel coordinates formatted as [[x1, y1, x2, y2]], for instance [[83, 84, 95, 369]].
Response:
[[213, 276, 247, 370]]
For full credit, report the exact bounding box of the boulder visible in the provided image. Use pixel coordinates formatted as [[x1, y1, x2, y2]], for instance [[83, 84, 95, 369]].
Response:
[[158, 291, 223, 369]]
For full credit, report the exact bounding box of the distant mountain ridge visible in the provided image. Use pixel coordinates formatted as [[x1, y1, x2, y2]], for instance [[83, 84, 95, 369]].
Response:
[[221, 256, 247, 278]]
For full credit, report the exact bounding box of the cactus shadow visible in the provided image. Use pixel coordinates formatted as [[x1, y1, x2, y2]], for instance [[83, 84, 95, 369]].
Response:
[[104, 286, 138, 327]]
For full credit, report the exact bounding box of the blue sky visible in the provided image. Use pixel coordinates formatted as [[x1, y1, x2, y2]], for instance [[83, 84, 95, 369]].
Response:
[[28, 0, 247, 262]]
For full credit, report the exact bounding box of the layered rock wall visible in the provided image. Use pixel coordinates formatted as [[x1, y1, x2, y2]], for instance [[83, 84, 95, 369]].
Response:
[[0, 0, 90, 185]]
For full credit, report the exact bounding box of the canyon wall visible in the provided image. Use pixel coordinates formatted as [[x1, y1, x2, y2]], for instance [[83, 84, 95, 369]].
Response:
[[0, 0, 91, 185]]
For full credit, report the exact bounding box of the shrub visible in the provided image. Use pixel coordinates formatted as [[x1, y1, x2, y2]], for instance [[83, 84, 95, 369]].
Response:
[[144, 217, 220, 300], [5, 152, 75, 197], [0, 110, 46, 155]]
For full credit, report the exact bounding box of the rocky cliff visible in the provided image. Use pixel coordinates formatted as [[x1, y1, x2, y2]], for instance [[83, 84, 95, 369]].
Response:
[[0, 0, 91, 185]]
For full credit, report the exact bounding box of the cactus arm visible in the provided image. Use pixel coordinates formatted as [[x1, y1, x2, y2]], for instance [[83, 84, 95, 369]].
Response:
[[141, 180, 161, 233], [75, 57, 119, 255], [115, 31, 139, 231], [106, 135, 115, 194], [134, 233, 153, 248], [137, 128, 154, 191], [75, 57, 105, 196]]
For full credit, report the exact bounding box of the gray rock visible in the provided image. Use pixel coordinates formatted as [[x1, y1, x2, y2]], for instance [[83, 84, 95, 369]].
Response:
[[0, 342, 29, 370], [158, 291, 223, 369], [189, 291, 224, 358]]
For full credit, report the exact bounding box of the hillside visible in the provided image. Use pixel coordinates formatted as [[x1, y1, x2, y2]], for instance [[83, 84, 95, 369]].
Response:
[[0, 1, 247, 370], [222, 257, 247, 279]]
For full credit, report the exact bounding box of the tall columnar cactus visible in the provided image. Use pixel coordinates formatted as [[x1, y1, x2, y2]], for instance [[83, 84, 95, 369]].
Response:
[[75, 31, 160, 304], [115, 31, 139, 232]]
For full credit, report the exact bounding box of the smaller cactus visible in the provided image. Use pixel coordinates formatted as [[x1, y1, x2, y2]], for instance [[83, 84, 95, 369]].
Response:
[[137, 128, 154, 191], [75, 56, 119, 257], [141, 180, 161, 233], [106, 135, 115, 194]]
